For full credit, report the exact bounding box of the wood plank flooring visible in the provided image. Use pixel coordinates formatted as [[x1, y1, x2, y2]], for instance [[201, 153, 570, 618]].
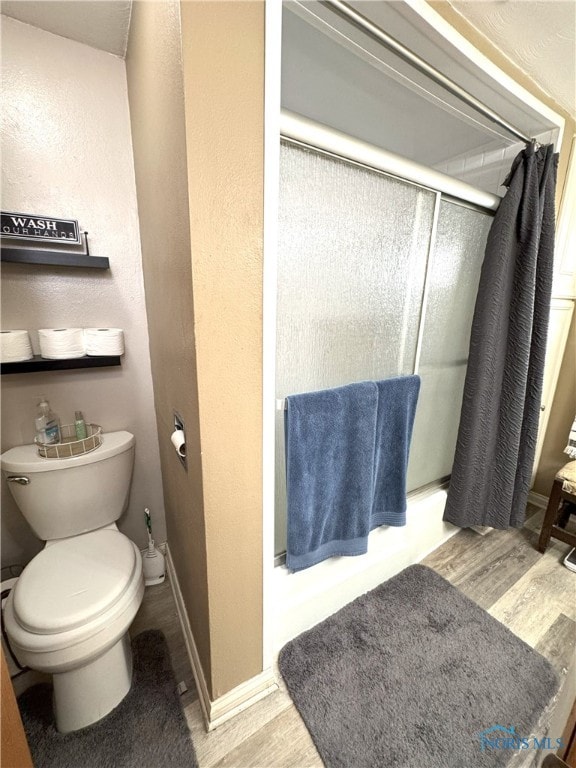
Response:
[[134, 504, 576, 767], [130, 577, 198, 711]]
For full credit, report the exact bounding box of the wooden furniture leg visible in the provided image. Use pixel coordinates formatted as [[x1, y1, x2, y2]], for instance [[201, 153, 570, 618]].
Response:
[[539, 479, 563, 553], [542, 755, 569, 767], [558, 502, 576, 529]]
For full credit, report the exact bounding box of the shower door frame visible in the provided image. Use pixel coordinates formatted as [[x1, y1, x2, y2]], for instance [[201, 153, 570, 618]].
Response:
[[274, 124, 499, 562], [262, 0, 565, 667]]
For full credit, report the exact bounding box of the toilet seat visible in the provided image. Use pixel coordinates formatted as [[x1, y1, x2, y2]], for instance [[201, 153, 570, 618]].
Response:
[[13, 529, 138, 635], [4, 531, 144, 674]]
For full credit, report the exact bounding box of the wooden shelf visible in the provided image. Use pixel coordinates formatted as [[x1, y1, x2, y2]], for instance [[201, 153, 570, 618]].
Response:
[[1, 247, 109, 269], [1, 355, 121, 375]]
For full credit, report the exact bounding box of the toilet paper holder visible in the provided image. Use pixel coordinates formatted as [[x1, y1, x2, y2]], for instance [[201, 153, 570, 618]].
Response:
[[172, 412, 187, 470]]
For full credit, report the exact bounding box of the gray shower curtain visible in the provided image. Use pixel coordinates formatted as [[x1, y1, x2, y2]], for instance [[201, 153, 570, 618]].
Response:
[[443, 142, 557, 529]]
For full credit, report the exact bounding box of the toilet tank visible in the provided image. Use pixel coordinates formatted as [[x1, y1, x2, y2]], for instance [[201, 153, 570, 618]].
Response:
[[1, 431, 135, 541]]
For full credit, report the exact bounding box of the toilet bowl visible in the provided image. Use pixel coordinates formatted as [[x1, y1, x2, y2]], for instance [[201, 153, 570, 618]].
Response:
[[1, 431, 145, 733], [4, 528, 144, 732]]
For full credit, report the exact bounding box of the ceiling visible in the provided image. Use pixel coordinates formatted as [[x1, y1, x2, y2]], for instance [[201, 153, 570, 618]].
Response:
[[0, 0, 132, 57], [448, 1, 576, 119], [0, 0, 574, 119]]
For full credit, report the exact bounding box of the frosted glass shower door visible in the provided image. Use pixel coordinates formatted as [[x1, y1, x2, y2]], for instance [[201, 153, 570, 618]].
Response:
[[406, 201, 492, 491], [275, 142, 437, 554]]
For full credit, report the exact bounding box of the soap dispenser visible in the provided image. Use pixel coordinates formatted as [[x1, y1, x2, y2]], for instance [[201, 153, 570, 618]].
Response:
[[34, 396, 60, 445], [74, 411, 88, 440]]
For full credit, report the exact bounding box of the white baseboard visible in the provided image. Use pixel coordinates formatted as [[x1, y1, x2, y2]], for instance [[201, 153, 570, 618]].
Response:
[[528, 491, 549, 509], [164, 544, 212, 726], [165, 543, 278, 731], [208, 668, 279, 731]]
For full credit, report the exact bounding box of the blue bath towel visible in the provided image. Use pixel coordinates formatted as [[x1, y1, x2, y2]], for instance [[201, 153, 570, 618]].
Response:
[[285, 382, 379, 572], [285, 376, 421, 572], [371, 376, 421, 528]]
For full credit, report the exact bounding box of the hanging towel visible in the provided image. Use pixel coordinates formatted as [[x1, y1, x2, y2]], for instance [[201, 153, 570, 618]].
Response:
[[285, 382, 378, 572], [285, 376, 421, 572], [564, 416, 576, 460], [371, 376, 421, 528]]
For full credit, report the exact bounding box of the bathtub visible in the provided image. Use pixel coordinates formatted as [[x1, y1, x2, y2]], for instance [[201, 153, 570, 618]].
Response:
[[272, 486, 457, 652]]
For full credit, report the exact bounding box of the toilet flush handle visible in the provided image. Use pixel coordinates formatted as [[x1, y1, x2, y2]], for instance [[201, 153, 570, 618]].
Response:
[[7, 476, 30, 485]]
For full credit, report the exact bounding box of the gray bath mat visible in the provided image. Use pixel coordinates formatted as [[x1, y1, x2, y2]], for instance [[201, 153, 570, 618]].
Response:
[[18, 630, 198, 768], [279, 565, 559, 768]]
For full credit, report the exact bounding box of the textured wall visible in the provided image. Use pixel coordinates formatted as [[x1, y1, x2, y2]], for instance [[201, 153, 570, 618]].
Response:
[[180, 0, 265, 697], [125, 0, 212, 690], [533, 312, 576, 496], [1, 17, 166, 566]]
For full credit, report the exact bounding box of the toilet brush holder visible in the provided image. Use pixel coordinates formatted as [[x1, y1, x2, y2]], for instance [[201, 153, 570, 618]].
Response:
[[142, 507, 165, 586], [142, 541, 165, 586]]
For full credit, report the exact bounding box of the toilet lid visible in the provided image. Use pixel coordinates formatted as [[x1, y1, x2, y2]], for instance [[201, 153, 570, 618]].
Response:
[[13, 530, 139, 635]]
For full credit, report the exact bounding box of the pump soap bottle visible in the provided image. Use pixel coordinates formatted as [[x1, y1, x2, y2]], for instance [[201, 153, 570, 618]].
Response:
[[75, 411, 87, 440], [34, 396, 61, 445]]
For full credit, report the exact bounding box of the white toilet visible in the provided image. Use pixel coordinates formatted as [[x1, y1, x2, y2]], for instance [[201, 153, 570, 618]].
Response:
[[1, 430, 144, 733]]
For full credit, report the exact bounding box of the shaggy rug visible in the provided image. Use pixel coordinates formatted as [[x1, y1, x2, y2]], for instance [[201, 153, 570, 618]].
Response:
[[279, 565, 559, 768], [18, 630, 198, 768]]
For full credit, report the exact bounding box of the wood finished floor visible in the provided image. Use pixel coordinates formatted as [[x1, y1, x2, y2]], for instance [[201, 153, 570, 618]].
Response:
[[133, 504, 576, 768], [130, 577, 199, 712]]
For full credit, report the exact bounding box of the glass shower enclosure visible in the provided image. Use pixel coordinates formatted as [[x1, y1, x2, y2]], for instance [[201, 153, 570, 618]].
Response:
[[274, 139, 492, 556]]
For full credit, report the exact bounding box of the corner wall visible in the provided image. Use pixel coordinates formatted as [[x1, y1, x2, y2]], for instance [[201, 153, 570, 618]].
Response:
[[1, 17, 165, 567], [125, 0, 212, 686], [126, 0, 265, 699], [180, 0, 265, 697], [533, 313, 576, 495]]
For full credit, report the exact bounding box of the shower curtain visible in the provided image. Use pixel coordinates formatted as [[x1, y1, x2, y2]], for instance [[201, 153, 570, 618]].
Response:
[[443, 142, 558, 529]]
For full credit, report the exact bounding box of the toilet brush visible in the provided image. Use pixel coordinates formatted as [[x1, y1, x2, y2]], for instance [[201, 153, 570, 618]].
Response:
[[142, 508, 166, 586]]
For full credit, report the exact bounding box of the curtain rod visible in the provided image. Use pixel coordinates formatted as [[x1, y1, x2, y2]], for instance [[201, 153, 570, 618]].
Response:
[[281, 110, 502, 211], [320, 0, 532, 145]]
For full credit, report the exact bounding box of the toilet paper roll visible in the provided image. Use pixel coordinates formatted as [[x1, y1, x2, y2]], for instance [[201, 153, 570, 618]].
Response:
[[170, 429, 186, 458], [38, 328, 85, 359], [0, 330, 33, 362], [84, 328, 124, 356]]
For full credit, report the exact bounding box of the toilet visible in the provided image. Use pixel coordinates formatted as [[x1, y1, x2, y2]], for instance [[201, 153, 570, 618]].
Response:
[[1, 430, 144, 733]]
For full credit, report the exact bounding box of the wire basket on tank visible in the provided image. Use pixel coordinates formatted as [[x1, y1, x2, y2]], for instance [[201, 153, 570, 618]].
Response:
[[36, 423, 103, 459]]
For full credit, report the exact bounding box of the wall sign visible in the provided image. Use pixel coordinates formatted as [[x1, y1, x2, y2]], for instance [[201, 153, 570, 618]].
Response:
[[1, 211, 81, 244]]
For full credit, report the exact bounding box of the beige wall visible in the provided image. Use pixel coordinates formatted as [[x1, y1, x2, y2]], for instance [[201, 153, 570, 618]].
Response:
[[125, 0, 212, 686], [534, 135, 576, 495], [533, 313, 576, 495], [1, 17, 166, 567], [179, 0, 265, 697], [127, 0, 265, 699]]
